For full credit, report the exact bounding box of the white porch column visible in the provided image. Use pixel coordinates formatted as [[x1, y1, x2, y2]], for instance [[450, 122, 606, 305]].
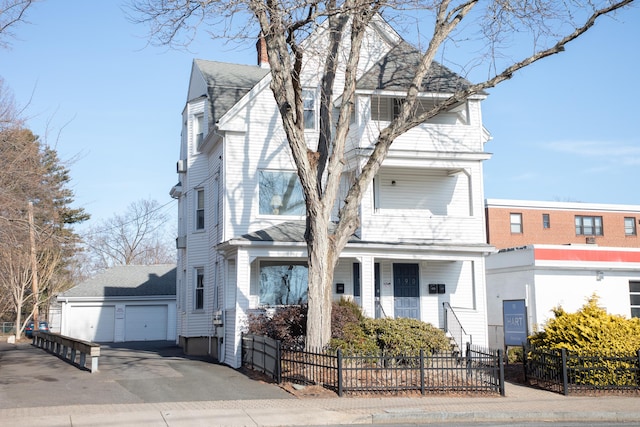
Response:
[[360, 255, 375, 318], [231, 248, 251, 368]]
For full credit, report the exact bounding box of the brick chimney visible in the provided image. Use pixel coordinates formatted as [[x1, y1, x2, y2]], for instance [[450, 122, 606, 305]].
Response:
[[256, 34, 270, 69]]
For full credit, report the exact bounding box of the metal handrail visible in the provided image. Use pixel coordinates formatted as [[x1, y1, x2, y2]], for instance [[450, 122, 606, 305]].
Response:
[[443, 302, 472, 354]]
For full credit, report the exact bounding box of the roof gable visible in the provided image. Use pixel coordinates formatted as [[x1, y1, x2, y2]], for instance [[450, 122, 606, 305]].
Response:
[[193, 59, 269, 123], [357, 41, 475, 94]]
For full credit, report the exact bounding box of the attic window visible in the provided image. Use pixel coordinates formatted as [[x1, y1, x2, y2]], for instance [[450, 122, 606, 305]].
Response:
[[194, 113, 204, 149]]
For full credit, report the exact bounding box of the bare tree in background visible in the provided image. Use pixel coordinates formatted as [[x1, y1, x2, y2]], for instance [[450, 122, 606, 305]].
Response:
[[0, 0, 36, 49], [131, 0, 635, 349], [0, 78, 88, 334], [82, 199, 174, 274]]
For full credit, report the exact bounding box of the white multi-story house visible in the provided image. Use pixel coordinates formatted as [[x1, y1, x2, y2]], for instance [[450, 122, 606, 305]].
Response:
[[171, 17, 494, 368]]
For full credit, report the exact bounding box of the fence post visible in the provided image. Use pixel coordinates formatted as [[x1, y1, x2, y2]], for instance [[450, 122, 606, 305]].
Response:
[[420, 349, 425, 395], [276, 339, 282, 384], [561, 348, 569, 396], [465, 342, 472, 378], [523, 344, 528, 382], [337, 349, 343, 397], [637, 350, 640, 389], [498, 349, 505, 396]]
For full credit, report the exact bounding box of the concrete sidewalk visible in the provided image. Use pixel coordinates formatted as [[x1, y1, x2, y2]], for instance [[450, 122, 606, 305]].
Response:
[[1, 341, 639, 426], [2, 375, 640, 426]]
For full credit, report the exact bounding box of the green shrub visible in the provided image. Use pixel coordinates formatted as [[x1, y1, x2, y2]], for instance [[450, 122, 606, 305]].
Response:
[[247, 299, 451, 357], [329, 322, 380, 355], [362, 317, 450, 356]]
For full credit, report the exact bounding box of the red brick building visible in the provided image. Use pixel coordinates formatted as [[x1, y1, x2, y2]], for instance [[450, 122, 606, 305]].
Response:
[[485, 199, 640, 250]]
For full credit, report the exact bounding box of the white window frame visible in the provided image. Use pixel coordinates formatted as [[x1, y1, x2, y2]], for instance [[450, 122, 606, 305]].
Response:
[[258, 170, 305, 217], [195, 188, 205, 230], [510, 213, 523, 234], [194, 113, 204, 151], [624, 217, 637, 236], [302, 89, 316, 130], [195, 268, 205, 311]]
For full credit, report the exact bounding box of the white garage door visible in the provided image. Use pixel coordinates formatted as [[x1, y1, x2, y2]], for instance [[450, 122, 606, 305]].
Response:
[[68, 306, 115, 342], [125, 305, 168, 341]]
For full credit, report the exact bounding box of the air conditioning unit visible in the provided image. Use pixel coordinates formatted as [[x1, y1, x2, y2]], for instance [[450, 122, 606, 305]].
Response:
[[169, 182, 183, 199], [176, 236, 187, 249], [176, 159, 187, 173], [586, 236, 596, 244]]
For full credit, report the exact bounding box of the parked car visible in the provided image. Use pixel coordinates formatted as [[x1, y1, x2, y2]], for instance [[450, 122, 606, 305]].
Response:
[[24, 320, 49, 338]]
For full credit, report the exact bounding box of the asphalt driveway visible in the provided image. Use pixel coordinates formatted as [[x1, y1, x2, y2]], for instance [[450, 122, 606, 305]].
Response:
[[0, 340, 292, 409]]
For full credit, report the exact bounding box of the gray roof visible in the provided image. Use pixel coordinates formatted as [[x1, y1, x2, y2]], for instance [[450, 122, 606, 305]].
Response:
[[60, 264, 176, 298], [357, 41, 477, 94], [234, 221, 492, 251], [194, 59, 270, 123], [236, 221, 358, 243]]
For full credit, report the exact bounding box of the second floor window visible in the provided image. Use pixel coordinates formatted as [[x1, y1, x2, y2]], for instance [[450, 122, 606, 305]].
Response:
[[510, 213, 523, 234], [575, 215, 603, 236], [195, 268, 204, 310], [625, 217, 637, 236], [302, 90, 316, 129], [542, 213, 550, 229], [259, 171, 305, 216], [196, 189, 205, 230]]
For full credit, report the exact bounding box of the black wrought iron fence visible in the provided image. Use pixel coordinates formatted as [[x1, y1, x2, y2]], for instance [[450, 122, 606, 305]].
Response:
[[242, 334, 504, 396], [524, 345, 640, 395]]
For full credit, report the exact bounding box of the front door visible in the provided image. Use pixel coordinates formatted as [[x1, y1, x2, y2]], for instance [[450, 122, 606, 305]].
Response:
[[393, 263, 420, 319]]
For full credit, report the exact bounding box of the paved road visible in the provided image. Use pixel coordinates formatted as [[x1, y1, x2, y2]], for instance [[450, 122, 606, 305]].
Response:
[[3, 339, 640, 426], [0, 340, 292, 409]]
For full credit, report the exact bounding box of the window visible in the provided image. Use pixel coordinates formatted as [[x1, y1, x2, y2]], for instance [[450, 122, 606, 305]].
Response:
[[259, 261, 308, 305], [353, 263, 361, 298], [196, 189, 205, 230], [575, 215, 603, 236], [259, 171, 305, 216], [542, 213, 550, 229], [510, 213, 523, 234], [392, 98, 404, 119], [625, 217, 637, 236], [302, 90, 315, 129], [195, 268, 204, 310], [194, 114, 204, 148], [630, 281, 640, 318]]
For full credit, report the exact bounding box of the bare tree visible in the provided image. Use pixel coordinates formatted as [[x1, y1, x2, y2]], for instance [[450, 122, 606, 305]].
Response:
[[0, 0, 37, 49], [0, 78, 88, 335], [131, 0, 635, 349], [82, 198, 174, 273]]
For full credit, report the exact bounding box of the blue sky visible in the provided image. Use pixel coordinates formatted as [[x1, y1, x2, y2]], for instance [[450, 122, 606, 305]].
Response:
[[1, 1, 638, 229]]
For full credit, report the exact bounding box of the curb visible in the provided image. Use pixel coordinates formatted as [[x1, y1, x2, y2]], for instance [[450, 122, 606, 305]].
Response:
[[372, 410, 640, 424]]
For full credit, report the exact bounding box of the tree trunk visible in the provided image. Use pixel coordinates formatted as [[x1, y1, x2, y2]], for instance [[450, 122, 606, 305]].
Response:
[[305, 213, 337, 350]]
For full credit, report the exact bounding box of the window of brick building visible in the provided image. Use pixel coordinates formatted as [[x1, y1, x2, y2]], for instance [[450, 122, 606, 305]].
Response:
[[510, 213, 522, 234], [624, 217, 637, 236], [542, 213, 550, 229], [575, 215, 603, 236]]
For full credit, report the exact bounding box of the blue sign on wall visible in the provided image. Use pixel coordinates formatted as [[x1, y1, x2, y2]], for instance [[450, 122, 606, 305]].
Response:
[[503, 299, 528, 346]]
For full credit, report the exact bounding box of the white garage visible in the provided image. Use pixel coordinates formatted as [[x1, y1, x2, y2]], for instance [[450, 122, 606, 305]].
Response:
[[56, 264, 176, 343], [125, 305, 168, 341], [67, 305, 116, 342]]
